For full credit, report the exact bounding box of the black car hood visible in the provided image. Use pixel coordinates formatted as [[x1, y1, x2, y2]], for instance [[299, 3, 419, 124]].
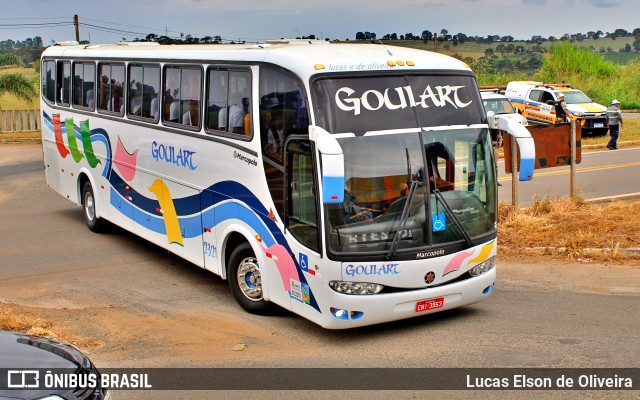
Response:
[[0, 330, 91, 369]]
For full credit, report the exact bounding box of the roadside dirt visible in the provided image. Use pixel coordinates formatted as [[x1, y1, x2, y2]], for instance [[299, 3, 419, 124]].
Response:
[[498, 254, 640, 296], [1, 301, 318, 367]]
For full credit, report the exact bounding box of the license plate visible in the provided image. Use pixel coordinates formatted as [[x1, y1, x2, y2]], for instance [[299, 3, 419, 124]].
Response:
[[594, 123, 604, 128], [416, 297, 444, 313]]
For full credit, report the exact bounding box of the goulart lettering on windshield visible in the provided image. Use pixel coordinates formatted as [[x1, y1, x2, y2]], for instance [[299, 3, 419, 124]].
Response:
[[335, 85, 472, 116]]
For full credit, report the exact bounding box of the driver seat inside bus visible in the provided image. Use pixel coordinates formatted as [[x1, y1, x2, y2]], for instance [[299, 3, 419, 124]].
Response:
[[425, 142, 454, 192]]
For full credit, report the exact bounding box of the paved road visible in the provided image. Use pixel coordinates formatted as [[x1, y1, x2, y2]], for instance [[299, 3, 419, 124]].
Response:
[[1, 144, 639, 398], [498, 147, 640, 204]]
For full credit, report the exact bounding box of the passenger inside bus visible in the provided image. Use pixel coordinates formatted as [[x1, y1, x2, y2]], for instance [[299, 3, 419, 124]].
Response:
[[228, 92, 246, 134], [263, 109, 288, 161], [182, 99, 199, 127]]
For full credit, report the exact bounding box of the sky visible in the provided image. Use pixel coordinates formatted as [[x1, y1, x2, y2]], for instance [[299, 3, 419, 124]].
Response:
[[1, 0, 639, 45]]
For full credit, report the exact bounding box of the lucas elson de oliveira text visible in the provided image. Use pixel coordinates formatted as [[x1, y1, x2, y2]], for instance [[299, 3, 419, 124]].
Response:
[[466, 374, 633, 389]]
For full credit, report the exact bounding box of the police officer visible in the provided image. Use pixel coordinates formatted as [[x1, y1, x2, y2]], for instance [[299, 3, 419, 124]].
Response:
[[555, 93, 570, 123], [606, 99, 623, 150]]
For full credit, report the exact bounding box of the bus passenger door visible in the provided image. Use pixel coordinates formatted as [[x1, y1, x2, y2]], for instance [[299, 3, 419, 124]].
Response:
[[284, 138, 322, 314], [201, 189, 220, 274]]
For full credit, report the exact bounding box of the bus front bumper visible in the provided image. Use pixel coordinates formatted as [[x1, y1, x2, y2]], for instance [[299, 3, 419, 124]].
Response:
[[316, 268, 496, 329]]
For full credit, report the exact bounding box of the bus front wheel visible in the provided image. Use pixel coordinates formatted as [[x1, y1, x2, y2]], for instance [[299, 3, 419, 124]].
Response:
[[82, 181, 105, 233], [227, 242, 272, 315]]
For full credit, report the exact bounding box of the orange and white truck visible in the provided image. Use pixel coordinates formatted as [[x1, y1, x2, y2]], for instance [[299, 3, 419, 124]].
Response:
[[504, 81, 608, 135]]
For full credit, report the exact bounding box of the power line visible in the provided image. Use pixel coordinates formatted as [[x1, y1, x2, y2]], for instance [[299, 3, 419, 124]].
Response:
[[80, 22, 152, 38], [0, 17, 68, 21], [82, 18, 183, 36], [0, 22, 72, 27]]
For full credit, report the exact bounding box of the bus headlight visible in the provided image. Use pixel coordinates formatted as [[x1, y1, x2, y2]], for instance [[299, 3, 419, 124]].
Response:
[[468, 256, 496, 277], [329, 281, 384, 295]]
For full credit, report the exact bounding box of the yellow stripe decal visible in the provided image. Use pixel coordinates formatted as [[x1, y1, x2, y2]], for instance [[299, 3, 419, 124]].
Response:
[[148, 179, 184, 246]]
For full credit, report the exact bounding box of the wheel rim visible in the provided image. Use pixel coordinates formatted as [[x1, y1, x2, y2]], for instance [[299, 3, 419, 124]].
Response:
[[84, 190, 95, 222], [236, 256, 263, 302]]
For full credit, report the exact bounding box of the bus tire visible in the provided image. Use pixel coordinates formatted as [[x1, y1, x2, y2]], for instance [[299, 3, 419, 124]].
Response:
[[227, 242, 272, 315], [82, 181, 105, 233]]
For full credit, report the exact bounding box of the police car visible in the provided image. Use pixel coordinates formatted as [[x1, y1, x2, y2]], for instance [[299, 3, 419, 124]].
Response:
[[505, 81, 608, 135]]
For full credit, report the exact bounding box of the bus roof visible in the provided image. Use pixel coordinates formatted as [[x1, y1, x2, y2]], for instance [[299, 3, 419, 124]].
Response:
[[42, 41, 472, 82]]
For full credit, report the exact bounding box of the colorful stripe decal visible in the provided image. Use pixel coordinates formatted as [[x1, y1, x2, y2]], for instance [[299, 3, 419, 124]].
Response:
[[148, 179, 184, 246], [52, 114, 70, 158], [65, 118, 85, 163], [43, 112, 112, 178], [80, 120, 101, 168], [114, 137, 138, 181]]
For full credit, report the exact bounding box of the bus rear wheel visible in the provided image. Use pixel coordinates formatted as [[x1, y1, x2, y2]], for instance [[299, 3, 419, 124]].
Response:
[[228, 242, 272, 315], [82, 181, 105, 233]]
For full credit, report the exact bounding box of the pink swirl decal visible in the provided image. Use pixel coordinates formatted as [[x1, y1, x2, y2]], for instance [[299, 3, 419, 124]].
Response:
[[442, 249, 476, 277], [114, 137, 138, 181], [264, 244, 296, 291]]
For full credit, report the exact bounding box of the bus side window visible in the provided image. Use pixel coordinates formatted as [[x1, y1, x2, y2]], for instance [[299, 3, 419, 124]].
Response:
[[98, 63, 124, 115], [206, 69, 228, 131], [42, 60, 56, 104], [205, 68, 251, 137], [56, 61, 70, 106], [163, 66, 201, 129], [258, 66, 309, 165], [71, 62, 95, 110]]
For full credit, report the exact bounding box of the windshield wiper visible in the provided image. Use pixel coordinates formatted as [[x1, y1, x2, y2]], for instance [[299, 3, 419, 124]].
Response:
[[386, 148, 419, 260], [428, 155, 472, 247]]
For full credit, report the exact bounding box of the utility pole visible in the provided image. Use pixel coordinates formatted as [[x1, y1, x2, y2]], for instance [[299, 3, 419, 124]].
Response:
[[74, 15, 80, 43]]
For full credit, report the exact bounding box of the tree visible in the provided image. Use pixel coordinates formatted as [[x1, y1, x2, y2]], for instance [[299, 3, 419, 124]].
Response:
[[0, 73, 37, 104], [613, 28, 629, 38], [484, 48, 495, 57], [421, 30, 433, 41]]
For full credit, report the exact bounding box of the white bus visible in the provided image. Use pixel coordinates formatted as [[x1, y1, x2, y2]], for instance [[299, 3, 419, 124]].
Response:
[[41, 40, 507, 329]]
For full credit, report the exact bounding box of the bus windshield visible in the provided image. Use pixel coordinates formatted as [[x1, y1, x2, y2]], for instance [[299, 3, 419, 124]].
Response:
[[324, 128, 497, 256], [313, 73, 495, 257]]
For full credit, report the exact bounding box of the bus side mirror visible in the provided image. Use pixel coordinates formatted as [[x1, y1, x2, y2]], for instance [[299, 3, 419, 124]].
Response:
[[309, 125, 344, 204], [486, 110, 498, 130]]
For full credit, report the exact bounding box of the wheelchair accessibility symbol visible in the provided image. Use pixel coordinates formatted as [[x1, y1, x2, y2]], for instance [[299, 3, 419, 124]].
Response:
[[432, 213, 446, 232], [299, 253, 309, 272]]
